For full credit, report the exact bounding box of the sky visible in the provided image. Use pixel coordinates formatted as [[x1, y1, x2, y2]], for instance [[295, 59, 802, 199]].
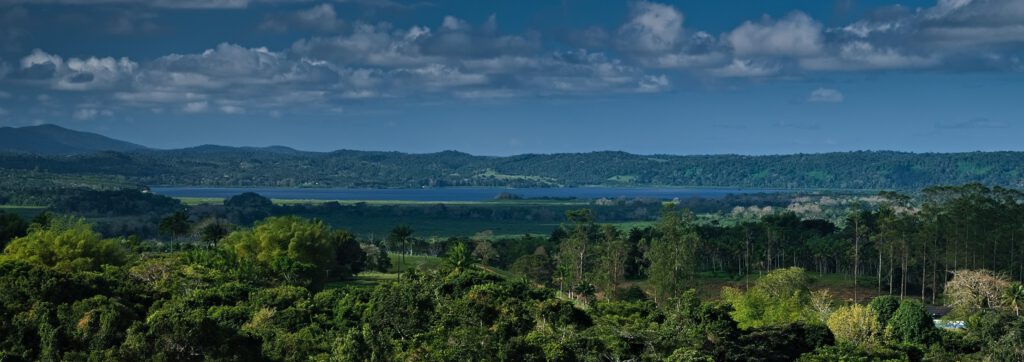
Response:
[[0, 0, 1022, 155]]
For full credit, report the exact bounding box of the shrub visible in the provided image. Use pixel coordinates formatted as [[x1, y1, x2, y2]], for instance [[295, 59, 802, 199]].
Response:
[[827, 304, 881, 346], [868, 295, 901, 326], [885, 299, 936, 345]]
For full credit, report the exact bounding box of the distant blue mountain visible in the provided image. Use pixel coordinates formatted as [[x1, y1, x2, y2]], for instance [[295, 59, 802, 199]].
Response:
[[0, 124, 147, 155]]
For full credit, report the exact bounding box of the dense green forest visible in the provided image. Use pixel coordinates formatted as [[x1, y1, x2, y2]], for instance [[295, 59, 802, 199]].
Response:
[[3, 183, 1024, 360], [2, 148, 1023, 189]]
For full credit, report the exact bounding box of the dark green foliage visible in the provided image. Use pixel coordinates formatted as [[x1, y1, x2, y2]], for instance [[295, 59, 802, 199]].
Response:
[[158, 211, 190, 238], [731, 323, 834, 362], [869, 295, 902, 326], [509, 253, 553, 285], [798, 343, 909, 362], [224, 192, 274, 225], [5, 149, 1024, 189], [885, 299, 936, 345], [0, 211, 28, 250]]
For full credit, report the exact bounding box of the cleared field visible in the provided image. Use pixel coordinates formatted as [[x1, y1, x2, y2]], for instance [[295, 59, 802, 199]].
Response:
[[0, 205, 46, 219]]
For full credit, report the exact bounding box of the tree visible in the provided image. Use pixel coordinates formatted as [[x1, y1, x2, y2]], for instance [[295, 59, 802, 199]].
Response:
[[3, 216, 126, 272], [827, 304, 881, 346], [196, 218, 233, 246], [0, 210, 28, 250], [945, 269, 1012, 314], [885, 299, 936, 345], [510, 253, 552, 285], [557, 209, 595, 300], [223, 192, 274, 224], [868, 295, 901, 327], [387, 225, 414, 279], [446, 242, 474, 272], [647, 204, 699, 304], [593, 224, 629, 297], [723, 267, 814, 329], [158, 211, 191, 239], [1004, 283, 1024, 317], [472, 240, 499, 266], [221, 216, 365, 288]]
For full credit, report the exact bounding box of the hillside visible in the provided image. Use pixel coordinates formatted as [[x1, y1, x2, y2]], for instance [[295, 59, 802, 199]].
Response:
[[2, 144, 1023, 190], [0, 125, 146, 155]]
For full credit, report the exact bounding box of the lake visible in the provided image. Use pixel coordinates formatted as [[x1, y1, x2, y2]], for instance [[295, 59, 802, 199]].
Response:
[[150, 186, 787, 202]]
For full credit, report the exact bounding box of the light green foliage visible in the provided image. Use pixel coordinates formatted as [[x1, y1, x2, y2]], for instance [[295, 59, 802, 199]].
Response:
[[446, 242, 474, 272], [723, 267, 816, 329], [221, 216, 364, 288], [827, 305, 881, 346], [3, 216, 126, 272]]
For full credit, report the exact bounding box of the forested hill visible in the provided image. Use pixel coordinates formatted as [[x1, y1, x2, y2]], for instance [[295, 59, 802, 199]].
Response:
[[2, 146, 1023, 190], [0, 125, 146, 155]]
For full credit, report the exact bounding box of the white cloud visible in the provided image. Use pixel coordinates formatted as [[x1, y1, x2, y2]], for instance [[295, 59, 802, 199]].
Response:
[[219, 104, 245, 114], [19, 49, 137, 90], [0, 0, 250, 9], [710, 59, 780, 77], [728, 12, 823, 57], [291, 23, 437, 67], [441, 16, 469, 31], [262, 4, 344, 33], [182, 101, 208, 113], [807, 88, 844, 103], [72, 107, 113, 120], [636, 74, 670, 93], [295, 4, 342, 32], [800, 41, 940, 71], [618, 1, 684, 53]]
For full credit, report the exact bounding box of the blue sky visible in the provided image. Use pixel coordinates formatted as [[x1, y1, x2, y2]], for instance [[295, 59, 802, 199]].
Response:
[[0, 0, 1022, 155]]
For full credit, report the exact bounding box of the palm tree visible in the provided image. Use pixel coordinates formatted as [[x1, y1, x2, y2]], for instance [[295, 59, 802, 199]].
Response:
[[1003, 283, 1024, 317]]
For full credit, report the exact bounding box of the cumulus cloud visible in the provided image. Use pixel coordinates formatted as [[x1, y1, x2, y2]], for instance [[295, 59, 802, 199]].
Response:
[[617, 1, 684, 53], [18, 49, 137, 90], [807, 88, 844, 103], [728, 12, 824, 57]]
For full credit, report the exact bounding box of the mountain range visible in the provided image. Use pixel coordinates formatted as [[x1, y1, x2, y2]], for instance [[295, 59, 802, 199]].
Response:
[[1, 124, 1022, 190]]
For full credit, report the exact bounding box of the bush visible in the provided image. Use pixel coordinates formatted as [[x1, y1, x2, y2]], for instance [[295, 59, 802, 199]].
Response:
[[885, 299, 936, 345], [868, 295, 901, 326], [3, 216, 126, 272], [827, 304, 881, 346]]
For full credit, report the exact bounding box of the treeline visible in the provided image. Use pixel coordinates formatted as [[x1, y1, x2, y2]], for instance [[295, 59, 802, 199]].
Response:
[[3, 213, 1020, 360], [2, 148, 1024, 189], [493, 184, 1024, 307]]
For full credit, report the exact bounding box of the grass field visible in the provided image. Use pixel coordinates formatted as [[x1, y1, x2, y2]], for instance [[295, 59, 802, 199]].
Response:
[[0, 205, 46, 219]]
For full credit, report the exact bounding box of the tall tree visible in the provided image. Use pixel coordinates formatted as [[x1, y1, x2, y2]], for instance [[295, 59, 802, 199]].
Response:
[[646, 204, 699, 304], [556, 209, 595, 300]]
